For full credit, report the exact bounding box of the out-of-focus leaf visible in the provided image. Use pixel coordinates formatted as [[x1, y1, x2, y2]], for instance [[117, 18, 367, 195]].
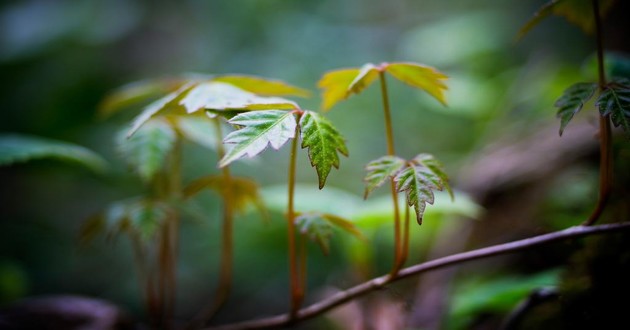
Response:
[[98, 78, 186, 118], [127, 82, 197, 138], [318, 68, 361, 111], [219, 110, 297, 167], [180, 82, 298, 115], [213, 75, 311, 97], [118, 118, 176, 182], [299, 111, 348, 189], [518, 0, 617, 38], [0, 134, 107, 172], [386, 62, 449, 105], [348, 63, 380, 95], [394, 153, 452, 224], [261, 184, 362, 218], [295, 212, 363, 255], [174, 116, 217, 150], [184, 175, 267, 216], [363, 155, 406, 199], [597, 78, 630, 137], [554, 82, 597, 135]]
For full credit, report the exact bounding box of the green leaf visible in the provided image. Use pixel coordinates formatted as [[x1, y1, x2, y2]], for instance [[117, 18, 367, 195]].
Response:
[[118, 118, 177, 182], [395, 154, 452, 224], [554, 82, 597, 135], [220, 110, 297, 167], [174, 116, 217, 150], [180, 82, 298, 115], [518, 0, 617, 38], [386, 62, 449, 105], [213, 75, 311, 97], [127, 82, 197, 138], [299, 111, 349, 189], [184, 175, 267, 216], [98, 78, 187, 118], [597, 79, 630, 137], [363, 155, 406, 199], [317, 68, 361, 111], [295, 212, 363, 255], [0, 134, 107, 172]]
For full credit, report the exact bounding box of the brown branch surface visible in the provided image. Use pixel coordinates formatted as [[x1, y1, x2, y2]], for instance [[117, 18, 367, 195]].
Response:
[[206, 222, 630, 330]]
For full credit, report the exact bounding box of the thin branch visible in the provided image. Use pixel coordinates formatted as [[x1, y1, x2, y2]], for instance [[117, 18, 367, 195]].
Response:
[[205, 222, 630, 330]]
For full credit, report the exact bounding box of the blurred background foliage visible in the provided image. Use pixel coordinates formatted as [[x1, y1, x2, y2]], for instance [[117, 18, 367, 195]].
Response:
[[1, 0, 629, 328]]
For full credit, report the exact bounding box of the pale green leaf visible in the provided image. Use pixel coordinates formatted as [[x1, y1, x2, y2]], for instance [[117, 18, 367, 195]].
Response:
[[317, 68, 361, 111], [118, 118, 176, 182], [363, 155, 406, 199], [299, 111, 348, 189], [127, 82, 197, 138], [348, 63, 380, 95], [386, 62, 448, 105], [184, 175, 267, 216], [597, 79, 630, 137], [395, 154, 452, 224], [98, 78, 187, 118], [295, 212, 363, 255], [213, 75, 311, 97], [0, 134, 107, 172], [554, 82, 597, 135], [220, 110, 297, 167], [179, 82, 298, 115], [174, 116, 217, 150]]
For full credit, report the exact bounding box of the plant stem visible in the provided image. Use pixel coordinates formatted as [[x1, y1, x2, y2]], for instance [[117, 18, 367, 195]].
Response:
[[379, 71, 403, 274], [584, 0, 612, 226], [206, 222, 630, 330], [288, 121, 302, 319]]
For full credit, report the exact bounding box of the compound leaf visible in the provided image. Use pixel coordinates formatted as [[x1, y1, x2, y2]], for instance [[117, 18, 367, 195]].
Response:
[[597, 79, 630, 137], [184, 175, 267, 216], [220, 110, 297, 167], [295, 212, 363, 255], [317, 68, 361, 111], [363, 155, 406, 199], [348, 63, 380, 95], [180, 82, 298, 115], [395, 154, 452, 224], [118, 118, 176, 182], [299, 111, 348, 189], [386, 62, 449, 105], [98, 78, 186, 118], [0, 134, 107, 172], [554, 82, 597, 135], [213, 75, 311, 97]]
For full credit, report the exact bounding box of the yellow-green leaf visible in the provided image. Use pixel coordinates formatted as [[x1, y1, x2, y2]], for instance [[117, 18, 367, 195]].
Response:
[[213, 75, 311, 97], [184, 175, 267, 216], [295, 212, 363, 255], [98, 78, 187, 119], [317, 68, 361, 111], [386, 62, 448, 105], [348, 63, 380, 95]]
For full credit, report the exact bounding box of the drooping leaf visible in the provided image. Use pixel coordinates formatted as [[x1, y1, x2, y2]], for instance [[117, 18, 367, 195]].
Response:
[[98, 78, 187, 118], [299, 111, 349, 189], [411, 154, 453, 200], [597, 79, 630, 137], [348, 63, 381, 95], [184, 175, 267, 216], [363, 155, 406, 199], [318, 68, 361, 111], [554, 82, 597, 135], [174, 116, 217, 150], [213, 75, 311, 97], [127, 82, 197, 138], [518, 0, 617, 38], [386, 62, 449, 105], [295, 212, 363, 255], [0, 134, 107, 172], [118, 118, 177, 182], [395, 154, 452, 224], [180, 82, 298, 115], [219, 110, 297, 167]]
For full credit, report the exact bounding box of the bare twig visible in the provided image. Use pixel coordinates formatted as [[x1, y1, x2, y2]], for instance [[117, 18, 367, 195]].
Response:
[[205, 222, 630, 330]]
